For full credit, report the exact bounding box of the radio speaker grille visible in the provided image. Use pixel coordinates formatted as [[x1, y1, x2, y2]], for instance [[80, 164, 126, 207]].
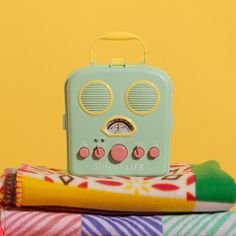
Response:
[[79, 81, 112, 115], [126, 81, 160, 115]]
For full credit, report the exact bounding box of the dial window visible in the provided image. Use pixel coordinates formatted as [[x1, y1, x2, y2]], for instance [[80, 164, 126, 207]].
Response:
[[102, 116, 137, 137]]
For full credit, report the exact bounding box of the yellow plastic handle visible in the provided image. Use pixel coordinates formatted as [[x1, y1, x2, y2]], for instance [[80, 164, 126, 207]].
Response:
[[89, 31, 147, 65]]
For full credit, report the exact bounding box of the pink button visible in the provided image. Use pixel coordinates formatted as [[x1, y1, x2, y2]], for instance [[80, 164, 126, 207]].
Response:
[[93, 146, 105, 159], [133, 146, 145, 159], [110, 144, 128, 162], [78, 147, 90, 159], [149, 147, 160, 159]]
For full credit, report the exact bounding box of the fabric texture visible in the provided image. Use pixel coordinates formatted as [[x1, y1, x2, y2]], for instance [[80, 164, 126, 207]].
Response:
[[0, 174, 4, 206], [0, 208, 81, 236], [191, 161, 236, 211], [81, 214, 163, 236], [1, 169, 17, 207], [162, 212, 236, 236], [1, 208, 235, 236], [0, 161, 235, 213]]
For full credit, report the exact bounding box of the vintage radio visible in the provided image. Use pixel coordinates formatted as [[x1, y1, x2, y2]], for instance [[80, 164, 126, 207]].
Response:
[[64, 32, 173, 176]]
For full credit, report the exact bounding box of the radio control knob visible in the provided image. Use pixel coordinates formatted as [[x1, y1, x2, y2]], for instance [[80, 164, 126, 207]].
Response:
[[110, 144, 128, 162], [78, 147, 90, 159], [148, 147, 160, 159], [133, 146, 145, 159], [93, 146, 105, 159]]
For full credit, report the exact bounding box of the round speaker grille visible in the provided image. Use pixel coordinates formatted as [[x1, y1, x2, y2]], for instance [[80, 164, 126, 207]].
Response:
[[126, 80, 160, 115], [78, 81, 113, 115]]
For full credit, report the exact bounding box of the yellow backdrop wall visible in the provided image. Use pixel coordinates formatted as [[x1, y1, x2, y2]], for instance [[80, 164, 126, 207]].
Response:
[[0, 1, 235, 210]]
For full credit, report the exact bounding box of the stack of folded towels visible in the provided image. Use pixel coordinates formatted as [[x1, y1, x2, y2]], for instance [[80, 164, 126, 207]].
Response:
[[0, 160, 235, 236]]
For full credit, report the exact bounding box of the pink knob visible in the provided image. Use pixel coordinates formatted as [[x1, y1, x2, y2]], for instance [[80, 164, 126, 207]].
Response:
[[78, 147, 90, 159], [149, 147, 160, 159], [93, 146, 105, 159], [110, 144, 128, 162], [133, 146, 145, 159]]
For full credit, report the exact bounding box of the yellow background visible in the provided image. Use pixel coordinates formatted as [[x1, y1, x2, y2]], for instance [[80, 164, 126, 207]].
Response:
[[0, 1, 235, 209]]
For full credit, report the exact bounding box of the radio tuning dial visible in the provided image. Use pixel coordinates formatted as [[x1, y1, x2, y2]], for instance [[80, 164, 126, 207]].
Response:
[[133, 146, 145, 159], [93, 146, 105, 159], [110, 144, 128, 162]]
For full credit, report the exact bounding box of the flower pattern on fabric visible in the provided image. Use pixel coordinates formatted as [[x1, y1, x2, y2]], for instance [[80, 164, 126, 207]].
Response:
[[17, 163, 195, 201], [123, 179, 150, 194]]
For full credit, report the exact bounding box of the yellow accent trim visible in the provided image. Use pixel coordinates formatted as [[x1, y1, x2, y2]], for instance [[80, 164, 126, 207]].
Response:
[[125, 80, 160, 116], [101, 115, 137, 137], [21, 176, 194, 212], [78, 80, 113, 116], [89, 31, 147, 65]]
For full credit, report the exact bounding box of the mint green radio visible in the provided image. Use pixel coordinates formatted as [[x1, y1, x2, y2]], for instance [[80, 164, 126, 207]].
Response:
[[64, 32, 173, 176]]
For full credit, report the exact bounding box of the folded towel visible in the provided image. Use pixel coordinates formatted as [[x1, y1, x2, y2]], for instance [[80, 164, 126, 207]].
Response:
[[0, 174, 4, 205], [0, 208, 235, 236], [1, 161, 235, 213], [82, 212, 236, 236], [0, 168, 16, 207], [81, 214, 163, 236], [162, 212, 236, 236], [0, 208, 81, 236]]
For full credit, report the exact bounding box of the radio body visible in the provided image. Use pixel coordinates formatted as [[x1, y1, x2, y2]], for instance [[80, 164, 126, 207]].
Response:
[[64, 32, 173, 176]]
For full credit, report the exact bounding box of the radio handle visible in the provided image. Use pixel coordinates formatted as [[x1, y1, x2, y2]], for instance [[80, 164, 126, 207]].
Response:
[[89, 31, 147, 65]]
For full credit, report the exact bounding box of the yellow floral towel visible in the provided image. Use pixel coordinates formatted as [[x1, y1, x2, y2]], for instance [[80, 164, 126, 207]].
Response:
[[12, 161, 235, 213]]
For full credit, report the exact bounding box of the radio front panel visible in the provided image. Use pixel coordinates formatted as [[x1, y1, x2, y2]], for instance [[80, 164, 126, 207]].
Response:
[[64, 65, 173, 176]]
